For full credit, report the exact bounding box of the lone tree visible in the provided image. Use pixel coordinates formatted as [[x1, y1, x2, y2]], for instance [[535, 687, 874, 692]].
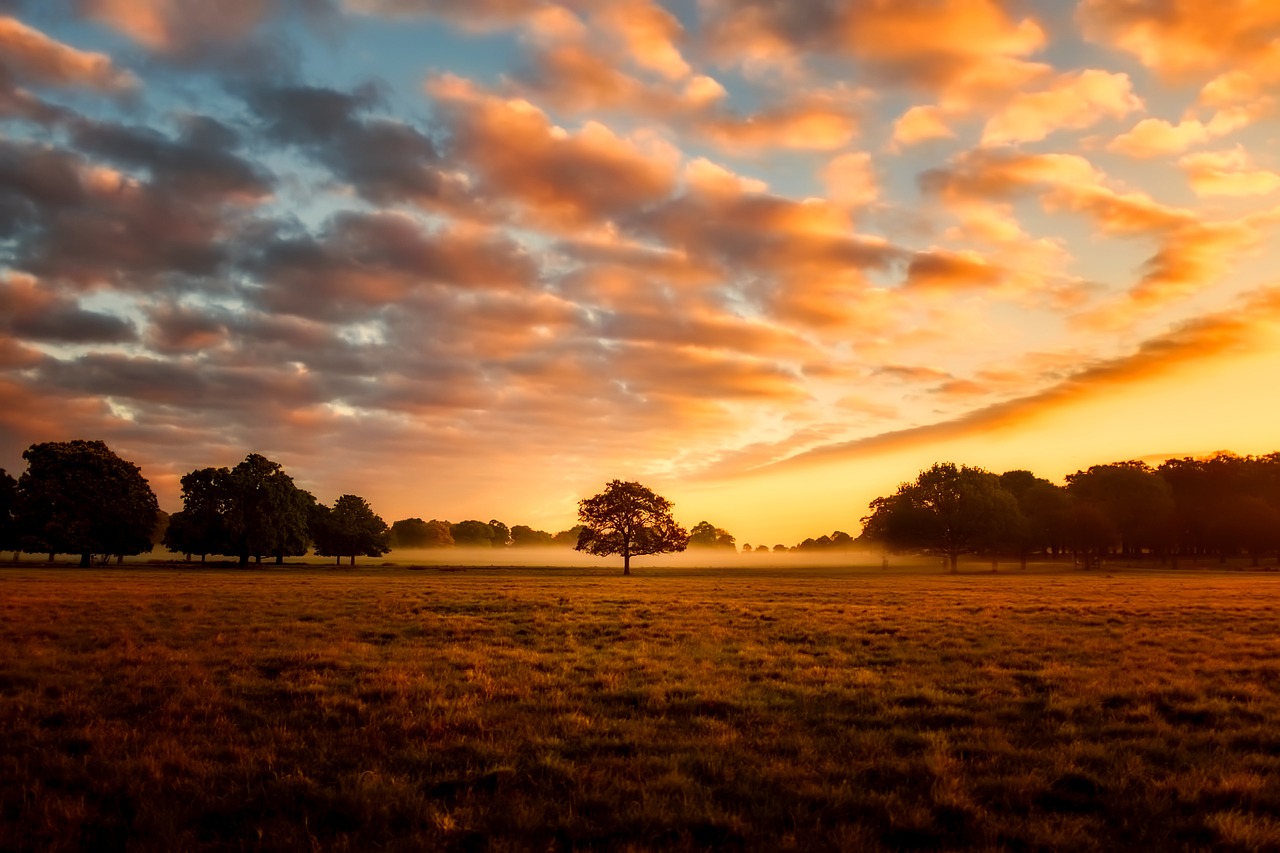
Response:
[[14, 440, 159, 567], [575, 480, 689, 575], [859, 462, 1022, 573], [313, 494, 391, 566]]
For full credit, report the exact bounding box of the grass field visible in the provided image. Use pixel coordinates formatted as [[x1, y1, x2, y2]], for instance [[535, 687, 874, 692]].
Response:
[[2, 562, 1279, 851]]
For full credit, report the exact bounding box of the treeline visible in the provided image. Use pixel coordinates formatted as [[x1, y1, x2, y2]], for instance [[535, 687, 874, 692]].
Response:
[[856, 454, 1280, 571], [0, 440, 743, 567]]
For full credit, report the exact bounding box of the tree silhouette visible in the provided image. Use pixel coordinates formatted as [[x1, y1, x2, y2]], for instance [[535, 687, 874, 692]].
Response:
[[390, 518, 454, 549], [313, 494, 391, 565], [0, 469, 17, 558], [510, 525, 556, 546], [1066, 461, 1174, 559], [860, 463, 1022, 573], [164, 466, 232, 561], [14, 440, 159, 567], [688, 521, 736, 550], [575, 480, 689, 575]]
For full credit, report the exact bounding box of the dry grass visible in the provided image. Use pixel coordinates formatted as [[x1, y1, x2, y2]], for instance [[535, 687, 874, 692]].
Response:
[[2, 562, 1279, 851]]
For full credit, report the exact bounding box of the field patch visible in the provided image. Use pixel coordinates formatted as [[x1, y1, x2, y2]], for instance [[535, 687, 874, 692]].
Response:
[[1, 566, 1279, 850]]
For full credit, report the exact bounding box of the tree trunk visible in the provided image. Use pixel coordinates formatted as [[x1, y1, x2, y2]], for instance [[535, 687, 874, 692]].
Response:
[[116, 554, 124, 565], [11, 552, 18, 562], [349, 555, 355, 566], [239, 554, 249, 566], [79, 552, 91, 568], [335, 555, 341, 565], [275, 554, 284, 565], [49, 552, 55, 562], [623, 551, 631, 576], [948, 553, 958, 574]]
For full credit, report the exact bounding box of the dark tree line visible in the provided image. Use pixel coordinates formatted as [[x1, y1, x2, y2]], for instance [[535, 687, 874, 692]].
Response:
[[0, 441, 392, 567], [857, 454, 1280, 571]]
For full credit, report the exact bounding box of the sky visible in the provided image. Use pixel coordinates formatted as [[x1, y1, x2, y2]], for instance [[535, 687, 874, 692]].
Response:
[[2, 0, 1280, 547]]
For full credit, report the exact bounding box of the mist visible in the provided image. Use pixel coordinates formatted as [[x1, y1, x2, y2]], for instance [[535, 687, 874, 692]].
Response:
[[383, 546, 934, 571]]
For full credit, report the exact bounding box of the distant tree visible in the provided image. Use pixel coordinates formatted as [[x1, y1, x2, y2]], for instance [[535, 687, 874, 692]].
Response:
[[575, 480, 689, 575], [830, 531, 854, 550], [553, 525, 586, 547], [390, 518, 455, 549], [773, 544, 788, 552], [1066, 461, 1174, 559], [451, 519, 496, 547], [755, 544, 769, 553], [488, 520, 511, 548], [0, 468, 17, 558], [1214, 496, 1280, 567], [860, 462, 1022, 573], [14, 440, 159, 567], [741, 543, 752, 553], [313, 494, 391, 566], [390, 518, 432, 549], [164, 466, 232, 561], [688, 521, 736, 550], [510, 525, 557, 547], [1065, 503, 1118, 569]]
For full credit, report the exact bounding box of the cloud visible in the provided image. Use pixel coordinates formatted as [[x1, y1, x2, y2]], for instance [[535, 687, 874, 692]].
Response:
[[0, 131, 265, 290], [891, 105, 955, 147], [242, 82, 454, 210], [428, 74, 679, 230], [701, 0, 1046, 100], [343, 0, 545, 29], [821, 152, 878, 209], [243, 210, 540, 321], [1178, 147, 1280, 197], [1077, 0, 1280, 82], [0, 273, 137, 343], [0, 15, 137, 90], [981, 69, 1141, 145], [904, 249, 1003, 291], [736, 286, 1280, 474]]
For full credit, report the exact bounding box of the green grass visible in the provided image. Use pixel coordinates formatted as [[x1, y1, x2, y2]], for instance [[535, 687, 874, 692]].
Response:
[[2, 563, 1279, 851]]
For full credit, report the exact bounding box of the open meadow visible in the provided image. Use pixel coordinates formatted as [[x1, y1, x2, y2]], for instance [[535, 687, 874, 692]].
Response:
[[2, 561, 1279, 851]]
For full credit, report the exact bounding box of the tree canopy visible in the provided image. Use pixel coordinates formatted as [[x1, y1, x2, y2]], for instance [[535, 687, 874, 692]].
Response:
[[575, 480, 689, 575], [0, 468, 17, 555], [14, 440, 159, 567], [389, 518, 454, 549], [313, 494, 391, 565], [688, 521, 736, 550], [860, 463, 1023, 573]]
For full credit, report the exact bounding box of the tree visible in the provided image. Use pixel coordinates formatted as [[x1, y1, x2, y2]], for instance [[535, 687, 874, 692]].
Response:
[[859, 462, 1022, 573], [553, 525, 586, 547], [688, 521, 736, 550], [14, 440, 159, 567], [223, 454, 313, 565], [313, 494, 391, 565], [575, 480, 689, 575], [163, 466, 232, 561], [451, 519, 496, 547], [510, 525, 556, 547], [1066, 461, 1174, 559], [0, 468, 17, 559], [390, 518, 454, 549]]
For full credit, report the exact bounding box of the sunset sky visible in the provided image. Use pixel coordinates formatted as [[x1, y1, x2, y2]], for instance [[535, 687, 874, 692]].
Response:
[[2, 0, 1279, 546]]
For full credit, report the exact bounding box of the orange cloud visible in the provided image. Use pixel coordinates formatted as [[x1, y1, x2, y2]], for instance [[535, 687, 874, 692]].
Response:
[[593, 0, 690, 81], [981, 70, 1141, 145], [891, 105, 955, 147], [735, 286, 1280, 475], [1178, 147, 1280, 197], [904, 249, 1004, 291], [78, 0, 273, 53], [821, 152, 878, 209], [1078, 0, 1280, 81], [428, 74, 680, 230], [0, 16, 136, 90]]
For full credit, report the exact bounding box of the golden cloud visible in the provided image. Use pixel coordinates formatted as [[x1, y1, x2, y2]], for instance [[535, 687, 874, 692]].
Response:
[[0, 16, 137, 90]]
